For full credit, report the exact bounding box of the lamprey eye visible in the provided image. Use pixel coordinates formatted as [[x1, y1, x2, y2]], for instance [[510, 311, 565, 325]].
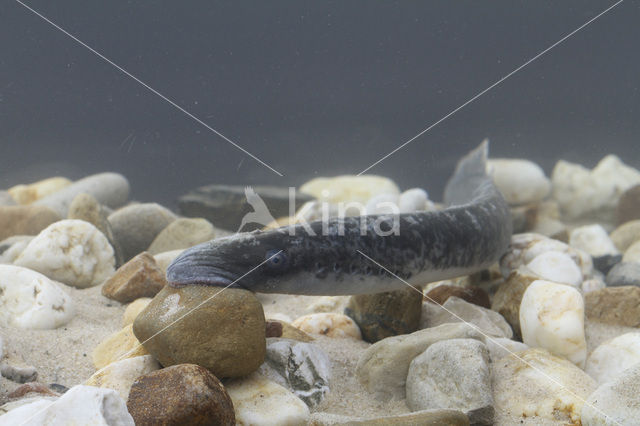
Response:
[[265, 250, 288, 270]]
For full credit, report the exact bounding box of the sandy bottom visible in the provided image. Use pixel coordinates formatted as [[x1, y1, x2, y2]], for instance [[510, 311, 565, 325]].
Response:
[[1, 285, 635, 422]]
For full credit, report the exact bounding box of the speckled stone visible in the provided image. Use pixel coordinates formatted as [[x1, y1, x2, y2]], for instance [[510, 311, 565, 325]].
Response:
[[345, 286, 422, 343], [126, 364, 234, 426], [133, 285, 265, 378]]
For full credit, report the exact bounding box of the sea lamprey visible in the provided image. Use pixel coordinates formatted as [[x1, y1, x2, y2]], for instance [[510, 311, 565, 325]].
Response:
[[166, 141, 512, 295]]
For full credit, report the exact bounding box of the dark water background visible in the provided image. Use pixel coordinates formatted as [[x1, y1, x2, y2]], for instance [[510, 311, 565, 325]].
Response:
[[1, 1, 638, 208]]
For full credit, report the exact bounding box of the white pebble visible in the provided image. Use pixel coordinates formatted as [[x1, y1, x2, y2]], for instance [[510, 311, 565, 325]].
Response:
[[0, 385, 133, 425], [488, 158, 551, 205], [398, 188, 431, 213], [85, 355, 160, 401], [585, 332, 640, 385], [526, 250, 583, 287], [569, 224, 619, 257], [292, 313, 361, 339], [519, 280, 587, 367], [364, 193, 399, 215], [226, 376, 310, 426], [0, 265, 75, 329], [14, 219, 115, 288]]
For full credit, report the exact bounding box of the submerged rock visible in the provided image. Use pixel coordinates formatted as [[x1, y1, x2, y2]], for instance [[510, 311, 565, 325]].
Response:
[[178, 184, 312, 232], [406, 338, 493, 425], [85, 354, 160, 401], [487, 158, 550, 206], [0, 205, 61, 241], [133, 285, 265, 378], [14, 219, 115, 288], [0, 265, 75, 329], [292, 313, 362, 340], [126, 364, 235, 426], [101, 252, 166, 303], [582, 362, 640, 426], [585, 286, 640, 327], [585, 332, 640, 385], [345, 287, 422, 343], [147, 217, 217, 254]]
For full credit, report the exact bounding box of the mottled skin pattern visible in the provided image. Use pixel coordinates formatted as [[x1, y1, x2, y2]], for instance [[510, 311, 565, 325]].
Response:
[[167, 142, 512, 295]]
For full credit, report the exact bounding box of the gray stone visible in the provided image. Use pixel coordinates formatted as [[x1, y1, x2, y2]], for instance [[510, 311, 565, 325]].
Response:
[[483, 337, 528, 362], [147, 217, 216, 254], [177, 184, 313, 232], [261, 338, 331, 407], [582, 362, 640, 426], [345, 286, 422, 343], [108, 203, 176, 261], [33, 172, 129, 217], [421, 296, 512, 339], [593, 254, 622, 275], [406, 338, 493, 425], [617, 184, 640, 226], [0, 363, 37, 383], [605, 261, 640, 287], [355, 322, 485, 400]]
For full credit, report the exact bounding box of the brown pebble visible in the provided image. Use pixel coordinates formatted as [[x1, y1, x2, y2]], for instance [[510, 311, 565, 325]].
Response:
[[585, 286, 640, 327], [102, 252, 166, 303], [617, 184, 640, 225], [7, 382, 59, 399], [425, 285, 491, 309], [266, 321, 283, 338], [127, 364, 235, 426]]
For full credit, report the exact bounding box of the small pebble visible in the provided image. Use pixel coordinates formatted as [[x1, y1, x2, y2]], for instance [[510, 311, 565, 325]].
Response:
[[406, 338, 493, 425], [127, 364, 234, 426], [102, 252, 166, 303], [345, 287, 422, 343], [585, 286, 640, 327], [0, 265, 75, 329], [33, 172, 130, 217], [605, 261, 640, 287], [483, 337, 528, 362], [292, 313, 362, 339], [0, 363, 38, 383], [108, 202, 177, 262], [14, 219, 115, 288], [121, 297, 152, 327], [622, 239, 640, 263], [610, 219, 640, 252], [265, 319, 314, 342], [424, 284, 490, 308], [525, 250, 583, 287], [487, 158, 550, 205], [0, 205, 61, 241], [491, 266, 539, 338], [356, 322, 484, 400], [262, 338, 331, 407], [0, 385, 134, 425], [582, 362, 640, 425], [519, 280, 587, 367], [585, 332, 640, 385], [299, 175, 400, 205], [616, 183, 640, 225], [147, 217, 216, 255], [92, 324, 149, 369], [6, 382, 59, 399], [492, 348, 595, 425], [592, 253, 622, 275], [226, 376, 310, 426], [85, 354, 160, 401], [569, 223, 619, 257]]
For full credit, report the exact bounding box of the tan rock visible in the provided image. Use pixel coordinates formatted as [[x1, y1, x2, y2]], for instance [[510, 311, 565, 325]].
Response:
[[490, 267, 539, 338], [8, 177, 71, 205], [102, 252, 166, 303], [133, 285, 265, 378], [309, 410, 469, 426], [611, 219, 640, 252], [122, 298, 152, 327], [0, 205, 61, 241], [265, 319, 315, 342], [86, 355, 160, 401], [585, 286, 640, 327], [292, 313, 361, 339], [92, 324, 149, 369], [147, 218, 216, 254]]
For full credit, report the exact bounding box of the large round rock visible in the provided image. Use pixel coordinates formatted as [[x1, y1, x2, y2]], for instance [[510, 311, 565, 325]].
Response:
[[127, 364, 234, 425], [133, 285, 266, 378]]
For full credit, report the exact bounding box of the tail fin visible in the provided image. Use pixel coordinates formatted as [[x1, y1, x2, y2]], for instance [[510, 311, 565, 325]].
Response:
[[443, 139, 490, 206]]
